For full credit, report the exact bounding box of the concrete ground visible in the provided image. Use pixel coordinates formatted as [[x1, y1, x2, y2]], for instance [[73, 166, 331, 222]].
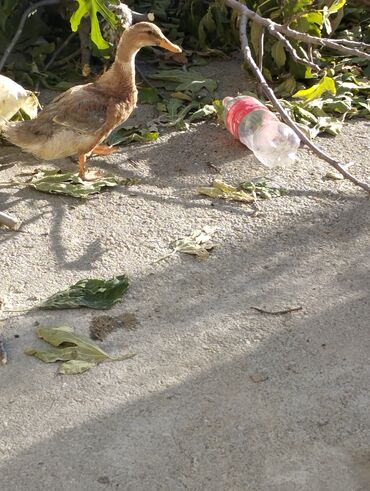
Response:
[[0, 60, 370, 490]]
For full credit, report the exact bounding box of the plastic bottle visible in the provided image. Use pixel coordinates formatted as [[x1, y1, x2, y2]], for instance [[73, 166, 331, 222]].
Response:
[[223, 95, 300, 168]]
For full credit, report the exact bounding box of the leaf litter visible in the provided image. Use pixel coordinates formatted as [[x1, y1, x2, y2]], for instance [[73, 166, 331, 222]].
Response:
[[198, 180, 286, 203], [25, 326, 135, 374], [39, 276, 129, 310], [155, 226, 218, 262]]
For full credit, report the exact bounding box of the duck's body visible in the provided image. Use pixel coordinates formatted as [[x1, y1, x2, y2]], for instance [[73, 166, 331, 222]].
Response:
[[2, 23, 181, 178], [5, 74, 137, 161]]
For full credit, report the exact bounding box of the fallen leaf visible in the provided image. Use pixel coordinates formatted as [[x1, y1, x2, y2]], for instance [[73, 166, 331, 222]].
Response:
[[59, 360, 97, 374], [25, 326, 135, 374], [198, 179, 255, 203], [293, 75, 336, 103], [171, 226, 217, 259], [28, 169, 120, 198], [239, 181, 286, 199], [325, 171, 344, 180], [107, 124, 159, 146], [188, 104, 216, 122], [38, 275, 129, 310], [138, 87, 161, 104]]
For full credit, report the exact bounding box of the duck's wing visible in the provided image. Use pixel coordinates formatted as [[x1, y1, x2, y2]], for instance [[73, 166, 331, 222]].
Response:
[[40, 84, 109, 134]]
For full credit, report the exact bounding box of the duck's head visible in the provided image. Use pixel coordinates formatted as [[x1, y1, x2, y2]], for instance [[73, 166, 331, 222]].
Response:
[[120, 22, 182, 56]]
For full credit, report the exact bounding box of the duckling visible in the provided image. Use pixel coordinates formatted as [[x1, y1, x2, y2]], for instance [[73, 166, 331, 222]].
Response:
[[2, 23, 181, 179]]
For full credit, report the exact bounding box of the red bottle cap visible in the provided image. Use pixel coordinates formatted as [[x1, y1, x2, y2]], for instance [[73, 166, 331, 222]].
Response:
[[225, 97, 268, 139]]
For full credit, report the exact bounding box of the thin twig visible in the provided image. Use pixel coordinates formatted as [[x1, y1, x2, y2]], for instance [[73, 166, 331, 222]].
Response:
[[238, 13, 370, 193], [0, 211, 21, 230], [44, 32, 77, 71], [52, 48, 81, 68], [224, 0, 370, 61], [267, 25, 320, 71], [251, 306, 303, 315], [257, 26, 265, 72], [0, 0, 60, 71]]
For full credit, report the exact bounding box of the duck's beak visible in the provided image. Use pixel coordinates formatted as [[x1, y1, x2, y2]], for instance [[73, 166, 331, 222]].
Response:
[[158, 37, 182, 53]]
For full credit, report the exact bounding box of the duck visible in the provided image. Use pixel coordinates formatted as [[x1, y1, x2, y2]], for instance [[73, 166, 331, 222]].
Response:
[[1, 23, 181, 179]]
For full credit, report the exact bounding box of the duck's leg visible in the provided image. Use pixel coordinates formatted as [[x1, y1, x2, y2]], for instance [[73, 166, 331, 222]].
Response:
[[78, 153, 103, 181], [78, 154, 87, 179], [91, 144, 118, 156]]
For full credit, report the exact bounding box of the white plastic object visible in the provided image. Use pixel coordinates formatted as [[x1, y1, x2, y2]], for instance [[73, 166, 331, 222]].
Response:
[[223, 96, 300, 168], [0, 74, 38, 121]]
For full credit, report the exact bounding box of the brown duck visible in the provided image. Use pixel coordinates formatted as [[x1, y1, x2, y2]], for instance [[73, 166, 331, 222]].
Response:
[[2, 23, 181, 179]]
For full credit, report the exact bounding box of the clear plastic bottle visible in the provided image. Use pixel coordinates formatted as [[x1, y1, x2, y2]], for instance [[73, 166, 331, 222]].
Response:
[[223, 95, 300, 168]]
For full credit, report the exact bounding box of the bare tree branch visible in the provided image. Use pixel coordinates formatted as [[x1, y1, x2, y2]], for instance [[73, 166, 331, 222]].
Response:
[[224, 0, 370, 60], [267, 24, 320, 71], [0, 211, 21, 230], [236, 13, 370, 193]]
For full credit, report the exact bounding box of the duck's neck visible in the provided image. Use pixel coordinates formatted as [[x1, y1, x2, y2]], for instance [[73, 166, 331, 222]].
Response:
[[96, 30, 140, 93]]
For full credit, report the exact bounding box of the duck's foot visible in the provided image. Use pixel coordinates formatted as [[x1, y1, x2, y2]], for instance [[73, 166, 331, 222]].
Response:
[[92, 144, 118, 156], [78, 154, 103, 181], [82, 169, 105, 181]]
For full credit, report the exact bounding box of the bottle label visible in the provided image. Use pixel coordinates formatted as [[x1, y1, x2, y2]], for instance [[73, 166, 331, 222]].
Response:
[[225, 97, 268, 139]]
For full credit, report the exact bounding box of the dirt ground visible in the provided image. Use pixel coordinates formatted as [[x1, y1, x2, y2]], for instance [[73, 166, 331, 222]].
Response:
[[1, 59, 370, 491]]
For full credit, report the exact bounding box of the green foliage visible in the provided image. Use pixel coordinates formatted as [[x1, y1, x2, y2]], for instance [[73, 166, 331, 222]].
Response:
[[39, 276, 129, 310], [277, 71, 370, 137], [0, 3, 82, 88], [293, 75, 337, 102], [27, 169, 120, 198], [107, 124, 159, 145], [0, 0, 367, 139], [70, 0, 117, 49], [198, 179, 286, 203]]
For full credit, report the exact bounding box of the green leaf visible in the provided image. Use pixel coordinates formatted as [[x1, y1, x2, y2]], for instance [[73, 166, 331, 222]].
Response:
[[138, 87, 161, 105], [314, 116, 343, 135], [70, 0, 116, 50], [198, 179, 255, 203], [239, 181, 286, 199], [149, 69, 217, 94], [27, 169, 120, 198], [59, 360, 97, 374], [328, 0, 347, 15], [303, 12, 324, 26], [293, 76, 336, 102], [38, 276, 129, 310], [213, 99, 226, 125], [275, 76, 297, 97], [293, 104, 319, 124], [188, 104, 216, 122], [107, 124, 159, 146], [271, 41, 286, 68], [25, 326, 136, 374]]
